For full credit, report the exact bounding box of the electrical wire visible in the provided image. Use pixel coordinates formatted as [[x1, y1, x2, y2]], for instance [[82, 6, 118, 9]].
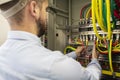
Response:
[[92, 0, 103, 39], [99, 0, 107, 29], [96, 40, 108, 54], [102, 0, 107, 28], [95, 0, 107, 32], [115, 0, 120, 8], [96, 39, 120, 54], [86, 8, 91, 19], [64, 38, 88, 54], [83, 7, 91, 18], [64, 46, 76, 54], [91, 0, 120, 76], [82, 4, 91, 18], [80, 3, 91, 19], [92, 0, 112, 40], [108, 40, 113, 72], [114, 10, 120, 19], [106, 0, 112, 40], [111, 0, 116, 29]]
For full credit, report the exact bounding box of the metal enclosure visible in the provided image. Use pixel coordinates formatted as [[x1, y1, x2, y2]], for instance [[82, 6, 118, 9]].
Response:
[[47, 0, 69, 51], [47, 0, 90, 52]]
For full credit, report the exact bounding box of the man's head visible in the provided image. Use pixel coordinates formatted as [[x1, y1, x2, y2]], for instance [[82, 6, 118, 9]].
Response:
[[0, 0, 48, 37]]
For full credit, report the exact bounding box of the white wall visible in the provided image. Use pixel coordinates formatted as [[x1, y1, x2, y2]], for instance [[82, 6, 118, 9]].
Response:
[[0, 14, 10, 46]]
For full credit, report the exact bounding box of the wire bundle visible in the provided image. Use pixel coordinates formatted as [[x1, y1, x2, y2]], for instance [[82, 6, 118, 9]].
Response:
[[80, 3, 91, 19], [92, 0, 120, 75], [64, 37, 88, 54], [92, 0, 112, 40], [92, 0, 120, 40], [96, 39, 120, 54]]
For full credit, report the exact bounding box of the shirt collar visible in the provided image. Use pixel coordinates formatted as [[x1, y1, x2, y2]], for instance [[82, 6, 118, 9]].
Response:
[[7, 31, 42, 45]]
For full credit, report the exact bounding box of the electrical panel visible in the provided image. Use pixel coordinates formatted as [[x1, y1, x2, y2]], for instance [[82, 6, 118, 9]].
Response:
[[47, 0, 120, 79], [63, 0, 120, 80]]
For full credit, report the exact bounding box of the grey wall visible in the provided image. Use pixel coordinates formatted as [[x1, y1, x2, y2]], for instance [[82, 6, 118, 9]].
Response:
[[56, 0, 68, 11]]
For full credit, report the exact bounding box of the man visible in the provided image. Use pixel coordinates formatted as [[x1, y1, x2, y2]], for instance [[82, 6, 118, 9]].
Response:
[[0, 0, 101, 80]]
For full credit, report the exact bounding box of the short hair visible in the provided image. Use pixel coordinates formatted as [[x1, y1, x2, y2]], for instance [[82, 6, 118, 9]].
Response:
[[0, 0, 45, 25]]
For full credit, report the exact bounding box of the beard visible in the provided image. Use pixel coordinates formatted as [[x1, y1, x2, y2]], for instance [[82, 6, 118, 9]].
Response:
[[36, 17, 46, 37]]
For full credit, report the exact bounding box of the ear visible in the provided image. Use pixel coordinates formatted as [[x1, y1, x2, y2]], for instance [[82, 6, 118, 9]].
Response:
[[28, 1, 40, 19]]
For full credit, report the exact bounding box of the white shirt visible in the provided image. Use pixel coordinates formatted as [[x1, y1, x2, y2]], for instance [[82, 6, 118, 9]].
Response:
[[0, 31, 101, 80]]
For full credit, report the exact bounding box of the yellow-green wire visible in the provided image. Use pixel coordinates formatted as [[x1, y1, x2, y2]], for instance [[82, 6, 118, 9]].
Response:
[[106, 0, 112, 40], [64, 46, 76, 54], [92, 0, 103, 39], [86, 8, 91, 18], [109, 39, 113, 72], [99, 0, 108, 32], [95, 0, 107, 32]]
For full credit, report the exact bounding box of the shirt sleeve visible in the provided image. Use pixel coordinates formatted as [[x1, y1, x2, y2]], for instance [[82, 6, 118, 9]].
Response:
[[50, 56, 101, 80], [65, 51, 77, 59]]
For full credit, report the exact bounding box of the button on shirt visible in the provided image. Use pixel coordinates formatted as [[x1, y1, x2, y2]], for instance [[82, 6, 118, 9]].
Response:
[[0, 31, 101, 80]]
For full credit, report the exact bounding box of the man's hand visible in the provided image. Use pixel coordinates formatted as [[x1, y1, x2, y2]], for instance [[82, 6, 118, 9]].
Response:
[[92, 44, 99, 59], [75, 46, 84, 57]]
